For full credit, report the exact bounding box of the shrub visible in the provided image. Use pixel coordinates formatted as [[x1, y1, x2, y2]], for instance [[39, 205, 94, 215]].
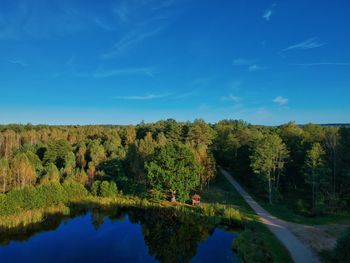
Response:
[[0, 181, 90, 217], [63, 181, 89, 200], [91, 180, 118, 197], [333, 229, 350, 262], [223, 207, 243, 224], [91, 180, 102, 196], [147, 189, 166, 201], [100, 181, 118, 197], [36, 182, 68, 206], [232, 229, 272, 263], [202, 204, 216, 217], [0, 186, 47, 216]]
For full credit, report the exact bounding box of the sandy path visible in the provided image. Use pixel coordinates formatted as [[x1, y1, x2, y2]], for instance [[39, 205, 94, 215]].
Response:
[[220, 168, 320, 263]]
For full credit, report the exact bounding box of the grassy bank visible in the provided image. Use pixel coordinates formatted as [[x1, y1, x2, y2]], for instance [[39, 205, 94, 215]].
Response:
[[225, 168, 350, 226], [201, 170, 293, 263], [0, 173, 289, 263], [0, 181, 243, 231]]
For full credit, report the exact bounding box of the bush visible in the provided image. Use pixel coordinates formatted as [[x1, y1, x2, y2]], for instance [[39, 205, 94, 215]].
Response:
[[0, 182, 88, 217], [202, 204, 216, 217], [233, 229, 272, 263], [91, 180, 101, 196], [36, 182, 68, 206], [91, 180, 118, 197], [335, 229, 350, 261], [100, 181, 118, 197], [0, 186, 47, 216], [63, 181, 89, 200], [223, 207, 243, 224]]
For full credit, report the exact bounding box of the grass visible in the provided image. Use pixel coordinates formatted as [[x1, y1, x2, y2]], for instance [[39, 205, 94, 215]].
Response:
[[0, 194, 151, 230], [260, 201, 350, 225], [231, 173, 350, 226], [202, 170, 293, 263]]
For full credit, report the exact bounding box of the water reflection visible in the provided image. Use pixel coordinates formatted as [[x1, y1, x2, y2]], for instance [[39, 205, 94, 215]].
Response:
[[0, 207, 239, 263]]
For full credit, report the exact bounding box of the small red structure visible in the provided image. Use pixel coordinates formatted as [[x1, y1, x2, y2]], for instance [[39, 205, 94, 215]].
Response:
[[192, 194, 201, 206]]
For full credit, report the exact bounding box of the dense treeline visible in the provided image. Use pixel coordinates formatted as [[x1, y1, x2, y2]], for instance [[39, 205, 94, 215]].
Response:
[[0, 120, 349, 215], [213, 120, 350, 215], [0, 120, 216, 204]]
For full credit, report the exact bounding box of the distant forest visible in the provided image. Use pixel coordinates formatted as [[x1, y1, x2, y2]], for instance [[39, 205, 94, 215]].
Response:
[[0, 119, 349, 215]]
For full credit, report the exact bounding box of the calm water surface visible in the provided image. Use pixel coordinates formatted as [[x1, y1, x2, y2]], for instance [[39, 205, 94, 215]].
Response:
[[0, 208, 240, 263]]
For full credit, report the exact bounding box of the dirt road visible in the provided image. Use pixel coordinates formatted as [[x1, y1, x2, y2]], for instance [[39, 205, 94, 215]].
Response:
[[220, 168, 320, 263]]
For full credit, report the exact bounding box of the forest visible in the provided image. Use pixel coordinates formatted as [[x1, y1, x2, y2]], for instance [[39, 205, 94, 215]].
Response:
[[0, 119, 349, 217]]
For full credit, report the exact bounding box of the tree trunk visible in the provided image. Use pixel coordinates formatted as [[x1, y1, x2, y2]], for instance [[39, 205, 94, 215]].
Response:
[[268, 174, 272, 204], [312, 172, 316, 212], [333, 151, 336, 194]]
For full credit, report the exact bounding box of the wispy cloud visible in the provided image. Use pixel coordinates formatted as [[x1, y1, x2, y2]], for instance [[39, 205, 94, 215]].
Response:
[[112, 1, 132, 24], [152, 0, 175, 11], [263, 10, 272, 21], [7, 59, 27, 67], [93, 17, 114, 31], [114, 94, 170, 100], [248, 64, 265, 71], [221, 94, 241, 103], [281, 38, 325, 52], [177, 89, 200, 99], [291, 62, 350, 67], [233, 58, 265, 71], [263, 3, 276, 21], [0, 2, 88, 40], [273, 96, 288, 105], [93, 67, 154, 78], [100, 27, 164, 59]]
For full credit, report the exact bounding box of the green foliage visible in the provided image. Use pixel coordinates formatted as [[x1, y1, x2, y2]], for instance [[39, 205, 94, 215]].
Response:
[[36, 182, 68, 206], [0, 122, 350, 217], [103, 135, 122, 158], [223, 207, 243, 224], [145, 143, 202, 202], [65, 168, 88, 185], [88, 140, 106, 166], [62, 181, 89, 200], [304, 143, 327, 213], [25, 150, 44, 174], [91, 180, 101, 196], [43, 139, 72, 168], [233, 229, 272, 263], [91, 180, 118, 197], [100, 181, 118, 197], [63, 151, 76, 176], [251, 134, 289, 204], [322, 228, 350, 263], [40, 163, 60, 184], [332, 228, 350, 262], [0, 158, 11, 193]]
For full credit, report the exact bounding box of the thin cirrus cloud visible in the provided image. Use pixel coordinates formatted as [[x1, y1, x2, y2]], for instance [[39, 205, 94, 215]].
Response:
[[93, 67, 154, 78], [93, 17, 114, 31], [291, 62, 350, 67], [221, 94, 241, 103], [273, 96, 288, 105], [114, 94, 170, 100], [233, 58, 265, 72], [99, 27, 165, 59], [248, 64, 265, 71], [281, 38, 325, 52], [262, 3, 276, 21], [7, 59, 27, 67]]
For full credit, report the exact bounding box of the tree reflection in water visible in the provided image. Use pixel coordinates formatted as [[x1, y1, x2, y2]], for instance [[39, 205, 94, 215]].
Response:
[[0, 206, 232, 263]]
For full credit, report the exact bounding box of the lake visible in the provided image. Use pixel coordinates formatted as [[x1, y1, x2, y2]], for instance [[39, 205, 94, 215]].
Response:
[[0, 207, 240, 263]]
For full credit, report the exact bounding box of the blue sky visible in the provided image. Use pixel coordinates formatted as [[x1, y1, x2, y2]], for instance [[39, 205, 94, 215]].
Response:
[[0, 0, 349, 125]]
